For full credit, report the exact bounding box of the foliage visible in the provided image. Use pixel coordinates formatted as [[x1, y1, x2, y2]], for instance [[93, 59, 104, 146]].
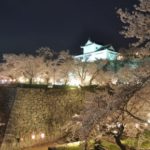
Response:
[[122, 138, 138, 148], [36, 47, 54, 60], [141, 141, 150, 148], [143, 129, 150, 139], [117, 0, 150, 49]]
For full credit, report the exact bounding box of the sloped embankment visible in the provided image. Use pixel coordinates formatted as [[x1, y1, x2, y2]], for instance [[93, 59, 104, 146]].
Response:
[[1, 87, 84, 150]]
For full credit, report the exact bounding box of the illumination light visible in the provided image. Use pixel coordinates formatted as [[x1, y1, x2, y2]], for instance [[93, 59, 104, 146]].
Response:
[[73, 114, 79, 118], [113, 130, 118, 134], [147, 113, 150, 117], [136, 52, 139, 56], [12, 79, 16, 82], [40, 133, 45, 139], [31, 134, 35, 140], [111, 78, 118, 85], [0, 123, 5, 126], [135, 123, 139, 128], [0, 79, 8, 84], [116, 122, 122, 128], [144, 123, 148, 127], [68, 78, 81, 86], [117, 55, 124, 60], [18, 76, 28, 83], [147, 119, 150, 124], [34, 77, 45, 84]]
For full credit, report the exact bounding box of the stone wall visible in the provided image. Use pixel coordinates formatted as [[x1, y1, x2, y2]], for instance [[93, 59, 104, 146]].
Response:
[[0, 86, 16, 147], [1, 87, 84, 150]]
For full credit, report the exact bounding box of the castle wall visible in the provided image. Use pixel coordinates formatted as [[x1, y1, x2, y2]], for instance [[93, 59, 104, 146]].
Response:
[[1, 88, 84, 150]]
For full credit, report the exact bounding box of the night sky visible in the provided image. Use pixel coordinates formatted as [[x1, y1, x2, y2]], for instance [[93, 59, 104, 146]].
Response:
[[0, 0, 138, 56]]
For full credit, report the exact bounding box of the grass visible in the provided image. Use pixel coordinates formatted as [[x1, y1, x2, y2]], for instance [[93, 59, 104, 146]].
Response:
[[50, 140, 120, 150], [122, 138, 138, 148], [24, 138, 150, 150], [100, 140, 120, 150], [55, 138, 150, 150], [24, 130, 150, 150], [122, 130, 150, 149], [141, 140, 150, 149], [56, 146, 80, 150]]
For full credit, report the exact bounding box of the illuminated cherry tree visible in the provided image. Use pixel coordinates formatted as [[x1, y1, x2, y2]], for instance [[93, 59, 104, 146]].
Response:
[[117, 0, 150, 50]]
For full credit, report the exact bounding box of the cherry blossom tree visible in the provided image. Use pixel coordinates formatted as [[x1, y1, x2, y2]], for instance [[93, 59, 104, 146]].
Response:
[[117, 0, 150, 50]]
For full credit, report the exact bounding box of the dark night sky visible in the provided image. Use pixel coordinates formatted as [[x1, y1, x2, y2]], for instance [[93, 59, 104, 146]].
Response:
[[0, 0, 138, 56]]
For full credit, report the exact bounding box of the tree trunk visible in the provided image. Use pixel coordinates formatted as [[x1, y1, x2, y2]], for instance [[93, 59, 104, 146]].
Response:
[[29, 78, 32, 85], [64, 79, 68, 86], [46, 78, 49, 85], [53, 69, 55, 85], [89, 77, 93, 86], [84, 140, 88, 150], [114, 135, 126, 150], [113, 124, 127, 150]]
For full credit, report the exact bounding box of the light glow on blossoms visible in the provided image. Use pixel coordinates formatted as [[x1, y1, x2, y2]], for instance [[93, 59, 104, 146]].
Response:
[[68, 78, 81, 86], [111, 77, 118, 85], [112, 130, 118, 134], [40, 133, 45, 139], [34, 77, 45, 84], [31, 134, 35, 140], [147, 113, 150, 117], [18, 76, 29, 83], [135, 123, 139, 128], [144, 123, 148, 127]]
